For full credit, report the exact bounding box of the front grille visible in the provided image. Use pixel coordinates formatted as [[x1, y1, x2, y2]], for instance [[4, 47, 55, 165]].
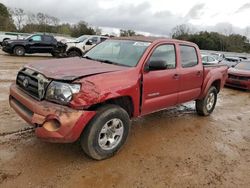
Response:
[[227, 82, 247, 88], [16, 68, 50, 100], [228, 74, 250, 81]]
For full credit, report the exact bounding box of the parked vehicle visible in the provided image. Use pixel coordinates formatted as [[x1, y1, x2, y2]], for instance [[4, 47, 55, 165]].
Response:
[[201, 54, 219, 65], [65, 35, 109, 57], [2, 34, 66, 57], [210, 53, 225, 62], [221, 56, 242, 67], [9, 37, 228, 160], [0, 32, 29, 46], [225, 61, 250, 90]]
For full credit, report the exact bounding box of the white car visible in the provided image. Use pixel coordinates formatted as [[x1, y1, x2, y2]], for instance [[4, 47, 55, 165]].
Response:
[[0, 32, 28, 46], [201, 54, 219, 65], [210, 53, 225, 62], [65, 35, 109, 57]]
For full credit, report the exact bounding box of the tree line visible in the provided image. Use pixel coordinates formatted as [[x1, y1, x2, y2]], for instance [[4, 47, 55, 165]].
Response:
[[1, 3, 250, 52], [0, 3, 139, 38], [0, 3, 100, 37], [172, 24, 250, 53]]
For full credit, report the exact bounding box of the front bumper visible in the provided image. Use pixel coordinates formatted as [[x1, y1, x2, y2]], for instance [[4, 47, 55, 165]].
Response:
[[225, 78, 250, 90], [2, 45, 13, 54], [9, 84, 96, 143]]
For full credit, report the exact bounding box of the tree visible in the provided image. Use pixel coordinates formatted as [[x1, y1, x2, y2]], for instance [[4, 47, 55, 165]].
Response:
[[120, 29, 136, 37], [11, 8, 25, 31], [0, 3, 16, 31], [95, 27, 102, 35], [71, 21, 96, 37], [171, 24, 191, 39]]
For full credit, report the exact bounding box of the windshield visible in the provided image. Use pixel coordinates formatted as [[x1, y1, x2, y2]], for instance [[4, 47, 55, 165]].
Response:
[[84, 40, 151, 67], [76, 35, 88, 42], [25, 34, 34, 40], [234, 62, 250, 71]]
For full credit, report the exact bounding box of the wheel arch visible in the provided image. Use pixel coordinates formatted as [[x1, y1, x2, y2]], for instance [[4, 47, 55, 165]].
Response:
[[88, 96, 134, 118], [67, 47, 82, 56]]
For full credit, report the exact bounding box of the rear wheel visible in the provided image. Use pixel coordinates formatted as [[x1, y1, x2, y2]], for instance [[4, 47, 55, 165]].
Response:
[[13, 46, 25, 56], [67, 50, 81, 57], [196, 86, 217, 116], [80, 105, 130, 160]]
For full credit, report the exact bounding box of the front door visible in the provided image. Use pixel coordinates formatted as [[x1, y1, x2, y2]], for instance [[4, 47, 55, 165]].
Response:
[[28, 35, 43, 53], [141, 44, 179, 115]]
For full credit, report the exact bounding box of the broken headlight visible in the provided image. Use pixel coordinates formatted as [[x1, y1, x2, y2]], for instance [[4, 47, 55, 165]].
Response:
[[45, 81, 81, 105]]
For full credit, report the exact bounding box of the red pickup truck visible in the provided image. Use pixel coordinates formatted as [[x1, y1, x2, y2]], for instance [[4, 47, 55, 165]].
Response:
[[9, 37, 228, 160]]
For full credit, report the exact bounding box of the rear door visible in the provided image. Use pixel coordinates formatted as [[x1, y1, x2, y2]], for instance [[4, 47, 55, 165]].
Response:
[[41, 35, 55, 53], [178, 45, 203, 103], [141, 43, 179, 115]]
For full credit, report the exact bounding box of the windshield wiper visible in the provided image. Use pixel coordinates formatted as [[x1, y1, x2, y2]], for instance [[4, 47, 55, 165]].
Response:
[[97, 59, 119, 65], [83, 57, 131, 67]]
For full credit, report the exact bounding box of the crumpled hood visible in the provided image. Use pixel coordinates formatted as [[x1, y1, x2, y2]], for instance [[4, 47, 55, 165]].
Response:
[[25, 57, 129, 81]]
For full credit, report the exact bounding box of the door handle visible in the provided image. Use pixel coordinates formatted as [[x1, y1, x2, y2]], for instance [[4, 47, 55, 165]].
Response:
[[173, 74, 179, 80], [196, 71, 202, 76]]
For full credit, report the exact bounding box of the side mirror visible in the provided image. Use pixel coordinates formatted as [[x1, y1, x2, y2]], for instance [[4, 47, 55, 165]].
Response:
[[86, 39, 93, 45], [29, 38, 33, 42], [146, 60, 168, 71]]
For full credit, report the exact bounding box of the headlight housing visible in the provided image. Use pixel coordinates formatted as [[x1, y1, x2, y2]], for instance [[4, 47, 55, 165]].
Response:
[[45, 81, 81, 105]]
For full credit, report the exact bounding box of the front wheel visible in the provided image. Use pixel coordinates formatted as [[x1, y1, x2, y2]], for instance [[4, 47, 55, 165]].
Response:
[[196, 86, 217, 116], [13, 46, 25, 56], [80, 105, 130, 160], [67, 50, 81, 57]]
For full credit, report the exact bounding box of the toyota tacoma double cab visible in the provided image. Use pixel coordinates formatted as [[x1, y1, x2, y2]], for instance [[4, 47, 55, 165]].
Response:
[[2, 34, 66, 57], [9, 37, 228, 160]]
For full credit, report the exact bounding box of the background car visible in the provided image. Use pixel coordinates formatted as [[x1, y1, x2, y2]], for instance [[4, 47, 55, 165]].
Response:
[[210, 52, 225, 62], [0, 32, 29, 46], [201, 54, 219, 65], [64, 35, 109, 57], [2, 34, 66, 57], [226, 61, 250, 90]]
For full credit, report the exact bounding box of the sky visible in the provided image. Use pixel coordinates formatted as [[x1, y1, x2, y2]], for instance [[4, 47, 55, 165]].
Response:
[[1, 0, 250, 36]]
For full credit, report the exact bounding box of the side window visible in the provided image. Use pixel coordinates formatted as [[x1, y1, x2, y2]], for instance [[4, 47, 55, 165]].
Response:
[[43, 36, 53, 42], [90, 37, 99, 44], [31, 35, 42, 42], [180, 45, 198, 68], [149, 44, 176, 69]]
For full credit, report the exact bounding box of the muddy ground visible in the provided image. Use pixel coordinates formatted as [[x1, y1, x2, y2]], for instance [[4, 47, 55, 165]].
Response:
[[0, 49, 249, 188]]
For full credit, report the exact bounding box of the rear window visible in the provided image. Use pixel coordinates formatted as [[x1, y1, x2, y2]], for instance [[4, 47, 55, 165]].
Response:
[[180, 45, 198, 68]]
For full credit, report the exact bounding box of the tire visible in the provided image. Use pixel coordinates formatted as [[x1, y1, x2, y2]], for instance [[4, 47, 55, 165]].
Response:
[[13, 46, 25, 56], [196, 86, 217, 116], [67, 50, 81, 57], [80, 104, 131, 160]]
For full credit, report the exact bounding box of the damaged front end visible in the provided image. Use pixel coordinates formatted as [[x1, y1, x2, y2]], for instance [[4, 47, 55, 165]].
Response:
[[10, 68, 97, 143]]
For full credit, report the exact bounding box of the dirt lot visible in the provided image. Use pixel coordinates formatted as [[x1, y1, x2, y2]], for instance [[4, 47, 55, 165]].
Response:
[[0, 49, 249, 188]]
